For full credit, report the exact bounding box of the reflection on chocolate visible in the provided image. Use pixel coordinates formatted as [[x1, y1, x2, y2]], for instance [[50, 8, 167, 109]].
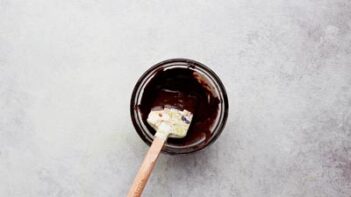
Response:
[[139, 67, 220, 147]]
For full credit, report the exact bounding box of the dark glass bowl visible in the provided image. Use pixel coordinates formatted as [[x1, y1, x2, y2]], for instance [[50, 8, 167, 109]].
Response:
[[130, 58, 228, 154]]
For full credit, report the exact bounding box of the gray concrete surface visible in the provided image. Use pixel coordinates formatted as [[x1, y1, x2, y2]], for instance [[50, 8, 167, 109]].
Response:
[[1, 0, 351, 196]]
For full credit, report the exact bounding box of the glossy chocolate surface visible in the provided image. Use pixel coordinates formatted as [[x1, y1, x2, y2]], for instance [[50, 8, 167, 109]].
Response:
[[139, 67, 220, 147]]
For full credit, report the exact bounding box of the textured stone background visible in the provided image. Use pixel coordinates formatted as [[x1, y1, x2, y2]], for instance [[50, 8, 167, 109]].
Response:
[[1, 0, 351, 196]]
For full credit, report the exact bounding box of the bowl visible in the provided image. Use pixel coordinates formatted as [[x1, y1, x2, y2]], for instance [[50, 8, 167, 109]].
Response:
[[130, 58, 228, 154]]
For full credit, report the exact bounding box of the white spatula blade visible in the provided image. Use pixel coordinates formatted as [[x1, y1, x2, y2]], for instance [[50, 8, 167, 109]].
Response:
[[147, 108, 193, 139]]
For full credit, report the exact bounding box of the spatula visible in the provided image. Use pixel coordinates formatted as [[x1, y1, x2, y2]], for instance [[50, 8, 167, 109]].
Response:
[[127, 108, 193, 197]]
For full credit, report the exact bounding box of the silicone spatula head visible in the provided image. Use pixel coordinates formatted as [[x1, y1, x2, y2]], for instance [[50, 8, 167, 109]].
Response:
[[147, 108, 193, 139]]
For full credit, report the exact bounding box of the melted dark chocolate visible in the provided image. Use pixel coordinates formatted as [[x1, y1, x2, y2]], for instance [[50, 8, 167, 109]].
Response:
[[139, 67, 220, 146]]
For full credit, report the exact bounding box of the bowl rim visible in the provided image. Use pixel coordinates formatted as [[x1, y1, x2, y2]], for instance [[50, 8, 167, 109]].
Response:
[[130, 58, 229, 154]]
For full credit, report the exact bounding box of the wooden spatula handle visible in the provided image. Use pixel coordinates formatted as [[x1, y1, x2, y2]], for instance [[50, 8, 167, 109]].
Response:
[[127, 136, 166, 197]]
